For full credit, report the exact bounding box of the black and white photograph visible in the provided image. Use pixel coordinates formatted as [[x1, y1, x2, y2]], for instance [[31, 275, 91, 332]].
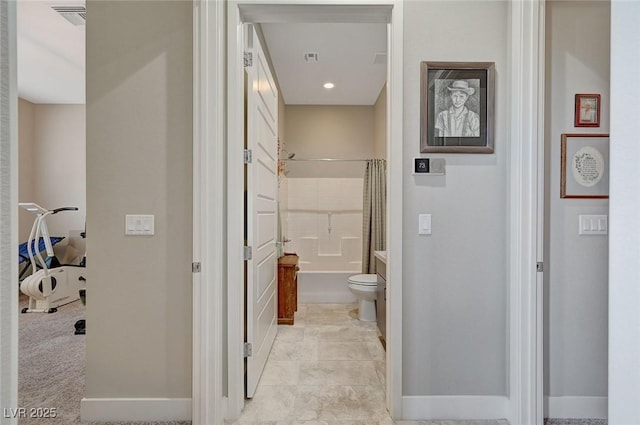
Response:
[[420, 62, 495, 153]]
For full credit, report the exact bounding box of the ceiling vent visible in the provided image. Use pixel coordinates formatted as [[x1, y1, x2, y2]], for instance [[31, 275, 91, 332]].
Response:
[[52, 5, 86, 26], [304, 52, 319, 63]]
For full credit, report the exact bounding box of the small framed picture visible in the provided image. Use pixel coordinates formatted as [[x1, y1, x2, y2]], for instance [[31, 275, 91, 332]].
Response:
[[574, 94, 601, 127], [561, 133, 609, 199], [420, 61, 495, 153]]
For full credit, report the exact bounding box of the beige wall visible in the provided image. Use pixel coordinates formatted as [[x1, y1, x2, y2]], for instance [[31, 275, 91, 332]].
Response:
[[278, 95, 289, 250], [278, 90, 286, 150], [402, 0, 508, 396], [284, 105, 374, 178], [85, 1, 192, 399], [373, 84, 386, 159], [545, 0, 610, 415], [18, 98, 35, 241], [18, 99, 85, 242]]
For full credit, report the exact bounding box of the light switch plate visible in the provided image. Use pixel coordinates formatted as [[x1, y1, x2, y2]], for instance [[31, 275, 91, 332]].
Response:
[[579, 214, 607, 235], [126, 214, 155, 236], [418, 214, 432, 235]]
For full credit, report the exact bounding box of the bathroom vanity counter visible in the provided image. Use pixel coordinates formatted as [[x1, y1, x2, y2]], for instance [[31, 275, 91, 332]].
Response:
[[375, 251, 387, 345]]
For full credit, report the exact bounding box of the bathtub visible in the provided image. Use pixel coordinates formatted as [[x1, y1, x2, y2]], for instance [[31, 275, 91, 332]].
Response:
[[297, 270, 360, 304]]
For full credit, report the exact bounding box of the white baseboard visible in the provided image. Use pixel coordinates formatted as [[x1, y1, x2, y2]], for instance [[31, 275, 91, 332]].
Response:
[[80, 397, 191, 422], [402, 396, 509, 420], [545, 396, 608, 419]]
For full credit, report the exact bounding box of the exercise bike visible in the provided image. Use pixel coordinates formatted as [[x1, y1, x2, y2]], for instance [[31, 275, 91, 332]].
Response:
[[19, 203, 86, 314]]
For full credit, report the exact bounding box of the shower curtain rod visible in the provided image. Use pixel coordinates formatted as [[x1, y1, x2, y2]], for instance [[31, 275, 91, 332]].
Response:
[[280, 158, 379, 162]]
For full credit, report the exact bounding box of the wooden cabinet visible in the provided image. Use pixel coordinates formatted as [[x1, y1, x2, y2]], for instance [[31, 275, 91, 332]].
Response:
[[277, 253, 299, 325]]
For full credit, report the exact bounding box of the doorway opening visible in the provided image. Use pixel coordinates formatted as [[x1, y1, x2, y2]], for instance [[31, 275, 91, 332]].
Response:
[[225, 2, 404, 421], [244, 20, 388, 420], [16, 2, 87, 423]]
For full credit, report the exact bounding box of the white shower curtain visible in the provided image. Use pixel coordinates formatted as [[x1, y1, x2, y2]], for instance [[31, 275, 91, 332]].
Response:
[[362, 159, 386, 274]]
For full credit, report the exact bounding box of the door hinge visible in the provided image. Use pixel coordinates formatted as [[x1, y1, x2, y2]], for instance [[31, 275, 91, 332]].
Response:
[[536, 262, 544, 272], [243, 246, 252, 261], [244, 51, 253, 67], [244, 342, 252, 357], [244, 149, 252, 164], [192, 262, 201, 273]]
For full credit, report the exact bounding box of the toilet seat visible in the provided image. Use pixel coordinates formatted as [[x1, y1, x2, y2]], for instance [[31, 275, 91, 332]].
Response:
[[348, 274, 377, 286]]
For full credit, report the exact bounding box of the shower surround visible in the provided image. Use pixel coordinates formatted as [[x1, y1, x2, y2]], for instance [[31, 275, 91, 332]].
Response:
[[282, 177, 363, 303]]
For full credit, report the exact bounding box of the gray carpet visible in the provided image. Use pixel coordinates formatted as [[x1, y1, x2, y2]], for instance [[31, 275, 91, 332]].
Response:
[[19, 295, 86, 425], [18, 294, 192, 425]]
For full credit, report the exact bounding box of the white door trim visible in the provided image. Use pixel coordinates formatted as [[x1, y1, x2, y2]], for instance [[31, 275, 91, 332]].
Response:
[[609, 5, 640, 424], [224, 0, 403, 420], [386, 1, 403, 417], [226, 2, 246, 417], [508, 1, 545, 424], [1, 1, 19, 423], [192, 1, 225, 424]]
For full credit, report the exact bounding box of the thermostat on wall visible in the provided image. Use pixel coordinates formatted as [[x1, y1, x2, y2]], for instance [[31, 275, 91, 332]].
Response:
[[413, 158, 445, 175]]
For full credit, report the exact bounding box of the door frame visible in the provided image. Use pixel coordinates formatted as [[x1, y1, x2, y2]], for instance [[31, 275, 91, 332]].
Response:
[[507, 1, 545, 424], [192, 1, 226, 424], [223, 1, 404, 418], [1, 1, 19, 421]]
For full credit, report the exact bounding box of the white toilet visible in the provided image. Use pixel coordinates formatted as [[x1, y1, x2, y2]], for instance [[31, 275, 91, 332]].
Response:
[[347, 274, 378, 322]]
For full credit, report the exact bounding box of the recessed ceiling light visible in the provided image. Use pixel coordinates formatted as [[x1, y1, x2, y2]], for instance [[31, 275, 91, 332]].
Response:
[[323, 82, 335, 89]]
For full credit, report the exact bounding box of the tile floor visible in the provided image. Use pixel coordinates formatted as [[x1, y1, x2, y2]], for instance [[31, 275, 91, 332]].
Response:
[[226, 303, 509, 425], [226, 303, 391, 425]]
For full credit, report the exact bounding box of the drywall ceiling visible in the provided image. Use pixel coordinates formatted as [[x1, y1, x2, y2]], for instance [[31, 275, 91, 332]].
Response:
[[15, 7, 385, 106], [17, 1, 85, 104], [260, 23, 387, 105]]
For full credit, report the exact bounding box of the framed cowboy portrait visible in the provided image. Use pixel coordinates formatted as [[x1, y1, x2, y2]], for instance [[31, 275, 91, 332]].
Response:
[[420, 61, 495, 153]]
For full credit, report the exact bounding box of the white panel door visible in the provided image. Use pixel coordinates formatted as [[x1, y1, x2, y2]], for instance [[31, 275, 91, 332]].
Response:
[[245, 26, 279, 398]]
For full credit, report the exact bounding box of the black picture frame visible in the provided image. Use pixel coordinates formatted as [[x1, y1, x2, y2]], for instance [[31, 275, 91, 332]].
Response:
[[420, 61, 495, 153]]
